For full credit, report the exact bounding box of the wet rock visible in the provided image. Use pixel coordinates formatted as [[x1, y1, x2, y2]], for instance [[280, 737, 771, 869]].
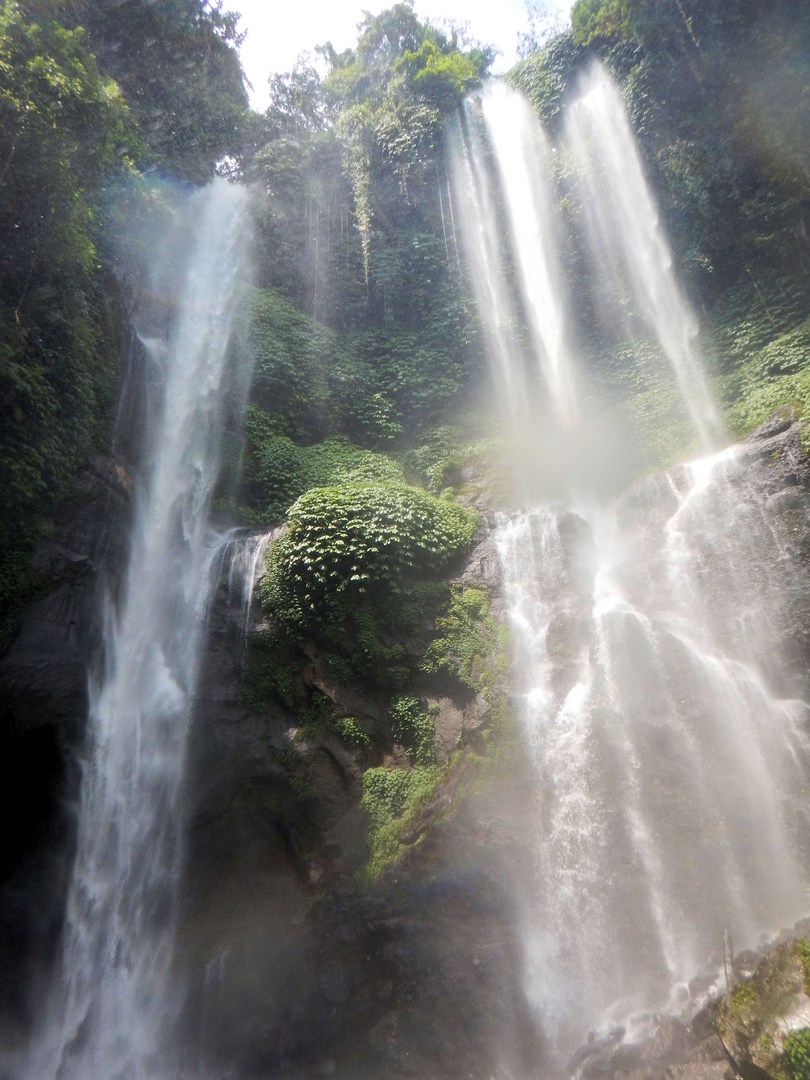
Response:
[[428, 696, 465, 765], [556, 510, 597, 595], [546, 608, 588, 663], [745, 404, 802, 442], [714, 939, 810, 1079], [666, 1064, 735, 1080], [0, 455, 131, 737], [457, 534, 503, 594], [568, 1026, 626, 1076], [733, 950, 761, 981], [463, 693, 491, 733]]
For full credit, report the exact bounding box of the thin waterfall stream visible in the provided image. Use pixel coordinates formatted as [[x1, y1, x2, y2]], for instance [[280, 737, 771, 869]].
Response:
[[27, 179, 250, 1080], [451, 69, 810, 1053]]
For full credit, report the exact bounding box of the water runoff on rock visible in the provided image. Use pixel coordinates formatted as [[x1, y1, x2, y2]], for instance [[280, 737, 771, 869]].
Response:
[[25, 179, 251, 1080], [451, 69, 810, 1053]]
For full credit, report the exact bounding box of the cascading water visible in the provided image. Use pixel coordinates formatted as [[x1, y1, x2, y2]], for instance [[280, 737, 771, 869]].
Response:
[[213, 528, 275, 657], [450, 104, 530, 427], [497, 466, 810, 1047], [480, 83, 578, 431], [565, 65, 721, 450], [27, 179, 249, 1080], [451, 84, 578, 434], [450, 75, 810, 1056]]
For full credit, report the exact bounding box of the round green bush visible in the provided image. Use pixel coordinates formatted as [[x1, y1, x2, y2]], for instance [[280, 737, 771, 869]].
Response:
[[263, 480, 479, 633]]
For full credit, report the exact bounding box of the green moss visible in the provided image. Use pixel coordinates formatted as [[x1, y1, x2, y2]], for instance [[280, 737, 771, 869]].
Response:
[[422, 584, 506, 699], [730, 981, 759, 1013], [360, 764, 440, 881], [795, 939, 810, 994]]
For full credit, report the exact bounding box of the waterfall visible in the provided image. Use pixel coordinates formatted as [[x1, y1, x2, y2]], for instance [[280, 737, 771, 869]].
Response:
[[27, 179, 249, 1080], [450, 75, 810, 1054], [565, 65, 721, 450], [481, 83, 578, 431], [496, 458, 810, 1046], [450, 84, 577, 434], [213, 528, 274, 657], [449, 105, 530, 428]]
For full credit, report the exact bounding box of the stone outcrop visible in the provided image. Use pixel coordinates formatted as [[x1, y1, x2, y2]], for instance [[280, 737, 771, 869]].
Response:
[[0, 454, 132, 738], [714, 938, 810, 1080]]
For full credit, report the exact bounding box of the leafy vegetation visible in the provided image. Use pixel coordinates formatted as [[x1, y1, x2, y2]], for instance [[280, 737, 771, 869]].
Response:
[[784, 1029, 810, 1080], [390, 695, 436, 765], [0, 1, 133, 650], [422, 585, 508, 698], [262, 481, 478, 687], [0, 0, 249, 653]]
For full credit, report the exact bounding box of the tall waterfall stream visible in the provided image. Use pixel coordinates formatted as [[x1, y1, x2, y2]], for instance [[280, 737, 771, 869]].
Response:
[[27, 180, 252, 1080]]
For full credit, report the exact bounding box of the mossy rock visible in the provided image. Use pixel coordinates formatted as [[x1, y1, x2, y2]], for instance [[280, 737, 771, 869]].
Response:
[[715, 940, 810, 1080]]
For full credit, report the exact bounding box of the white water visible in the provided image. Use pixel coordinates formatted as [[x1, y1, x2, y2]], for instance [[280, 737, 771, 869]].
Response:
[[450, 77, 810, 1054], [27, 180, 248, 1080], [450, 105, 530, 427], [565, 65, 721, 450], [497, 459, 810, 1047], [450, 86, 578, 432], [481, 84, 578, 430], [214, 528, 274, 655]]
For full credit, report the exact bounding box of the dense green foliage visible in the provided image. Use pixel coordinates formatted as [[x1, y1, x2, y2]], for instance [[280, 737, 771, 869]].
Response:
[[40, 0, 249, 181], [241, 413, 405, 524], [389, 695, 436, 765], [0, 0, 248, 652], [422, 585, 507, 698], [245, 2, 490, 451], [360, 763, 439, 879], [0, 1, 132, 650], [784, 1029, 810, 1080], [262, 482, 477, 680]]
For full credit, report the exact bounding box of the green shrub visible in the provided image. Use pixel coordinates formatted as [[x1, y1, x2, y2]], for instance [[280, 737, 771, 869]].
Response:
[[422, 584, 507, 697], [264, 481, 478, 630], [241, 406, 405, 524], [403, 423, 504, 494], [720, 321, 810, 439], [333, 716, 372, 750], [390, 695, 436, 765], [261, 481, 477, 686], [784, 1028, 810, 1080]]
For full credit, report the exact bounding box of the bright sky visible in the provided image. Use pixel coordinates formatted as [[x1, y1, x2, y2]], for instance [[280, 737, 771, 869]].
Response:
[[234, 1, 572, 111]]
